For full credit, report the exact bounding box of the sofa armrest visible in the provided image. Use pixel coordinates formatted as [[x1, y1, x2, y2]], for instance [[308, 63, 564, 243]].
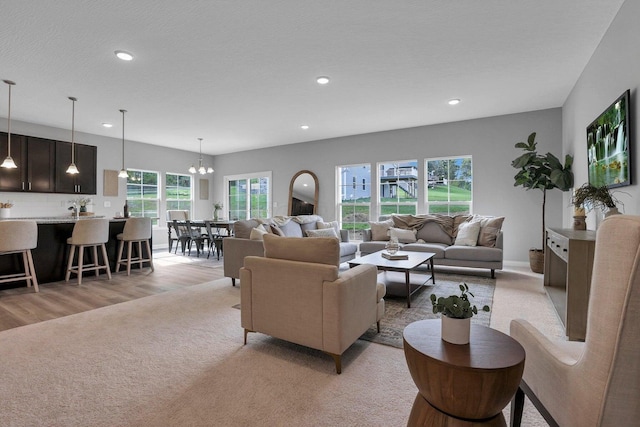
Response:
[[322, 264, 379, 354], [362, 229, 372, 242], [339, 229, 350, 242], [223, 237, 265, 280]]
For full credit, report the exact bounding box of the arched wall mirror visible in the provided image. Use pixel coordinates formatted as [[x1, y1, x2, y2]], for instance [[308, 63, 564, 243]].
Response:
[[288, 170, 319, 216]]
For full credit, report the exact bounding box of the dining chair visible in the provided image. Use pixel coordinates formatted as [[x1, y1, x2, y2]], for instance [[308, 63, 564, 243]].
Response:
[[65, 218, 111, 285], [0, 220, 39, 292], [116, 217, 154, 275], [204, 221, 225, 260]]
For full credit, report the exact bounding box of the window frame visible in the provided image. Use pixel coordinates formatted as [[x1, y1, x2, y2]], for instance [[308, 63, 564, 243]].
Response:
[[424, 155, 473, 215], [165, 172, 193, 217], [223, 171, 272, 221], [336, 163, 372, 240], [377, 159, 419, 218], [125, 168, 161, 226]]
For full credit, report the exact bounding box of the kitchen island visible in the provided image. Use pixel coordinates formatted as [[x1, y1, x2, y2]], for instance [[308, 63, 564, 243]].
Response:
[[0, 217, 142, 288]]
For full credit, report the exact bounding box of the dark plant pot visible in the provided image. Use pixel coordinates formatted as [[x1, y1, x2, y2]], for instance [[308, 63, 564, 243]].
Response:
[[529, 249, 544, 274], [80, 206, 87, 213]]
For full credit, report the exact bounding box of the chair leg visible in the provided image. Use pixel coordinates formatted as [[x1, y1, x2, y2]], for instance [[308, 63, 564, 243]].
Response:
[[126, 241, 133, 275], [116, 239, 125, 273], [145, 239, 154, 272], [92, 245, 100, 276], [510, 386, 525, 427], [101, 243, 112, 280], [26, 249, 39, 292], [377, 321, 381, 333], [65, 245, 76, 282], [77, 245, 85, 285], [21, 251, 31, 288]]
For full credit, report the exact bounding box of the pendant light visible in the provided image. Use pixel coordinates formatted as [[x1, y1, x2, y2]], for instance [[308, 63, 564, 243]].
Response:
[[118, 109, 128, 178], [66, 96, 79, 174], [1, 80, 17, 169], [189, 138, 214, 175]]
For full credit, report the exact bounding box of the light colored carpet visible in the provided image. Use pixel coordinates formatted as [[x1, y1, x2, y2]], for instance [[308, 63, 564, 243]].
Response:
[[0, 269, 560, 426]]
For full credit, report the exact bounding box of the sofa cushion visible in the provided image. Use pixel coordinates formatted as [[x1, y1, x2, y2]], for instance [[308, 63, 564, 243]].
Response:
[[415, 222, 453, 245], [401, 243, 447, 259], [233, 219, 264, 239], [306, 228, 339, 239], [444, 245, 503, 262], [263, 234, 339, 267], [369, 219, 393, 241], [389, 227, 417, 243], [454, 221, 481, 246], [359, 241, 395, 255], [339, 242, 358, 258], [473, 215, 505, 247], [317, 221, 341, 241]]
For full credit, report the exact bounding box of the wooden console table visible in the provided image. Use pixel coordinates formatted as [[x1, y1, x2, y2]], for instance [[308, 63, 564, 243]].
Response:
[[403, 320, 524, 426], [544, 228, 596, 341]]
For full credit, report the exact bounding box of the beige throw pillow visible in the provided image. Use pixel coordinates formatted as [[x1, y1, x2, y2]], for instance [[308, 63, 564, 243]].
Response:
[[317, 220, 341, 241], [306, 228, 339, 239], [389, 227, 417, 243], [369, 219, 394, 241], [249, 226, 268, 241], [454, 221, 481, 246], [473, 215, 505, 247]]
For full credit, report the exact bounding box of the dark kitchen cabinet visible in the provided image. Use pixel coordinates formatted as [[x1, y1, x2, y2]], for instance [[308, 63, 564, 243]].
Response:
[[0, 133, 55, 192], [55, 141, 97, 194]]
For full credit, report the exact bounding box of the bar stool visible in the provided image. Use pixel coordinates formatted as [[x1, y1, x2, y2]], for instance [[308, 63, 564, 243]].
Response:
[[65, 218, 111, 285], [0, 220, 39, 292], [116, 217, 154, 275]]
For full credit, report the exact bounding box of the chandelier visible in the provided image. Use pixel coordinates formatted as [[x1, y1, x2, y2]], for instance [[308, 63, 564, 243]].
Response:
[[188, 138, 214, 174]]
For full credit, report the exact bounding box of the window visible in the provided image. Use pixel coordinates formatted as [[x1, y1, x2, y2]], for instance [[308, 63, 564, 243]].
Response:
[[126, 169, 160, 225], [225, 171, 271, 220], [378, 160, 418, 216], [337, 164, 371, 240], [425, 156, 472, 215], [165, 173, 192, 214]]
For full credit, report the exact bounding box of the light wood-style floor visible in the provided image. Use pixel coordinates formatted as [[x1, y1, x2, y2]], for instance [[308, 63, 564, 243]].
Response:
[[0, 251, 225, 332]]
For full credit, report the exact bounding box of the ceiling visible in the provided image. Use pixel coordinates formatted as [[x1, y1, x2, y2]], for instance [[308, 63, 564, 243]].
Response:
[[0, 1, 625, 156]]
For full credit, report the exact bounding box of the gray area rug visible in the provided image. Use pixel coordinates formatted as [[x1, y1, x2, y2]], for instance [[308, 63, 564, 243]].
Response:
[[359, 271, 495, 348]]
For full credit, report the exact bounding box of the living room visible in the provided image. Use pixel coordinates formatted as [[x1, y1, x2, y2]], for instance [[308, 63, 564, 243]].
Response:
[[1, 1, 639, 426]]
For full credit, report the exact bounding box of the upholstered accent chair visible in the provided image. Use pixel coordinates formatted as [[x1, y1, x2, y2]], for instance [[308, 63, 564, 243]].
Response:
[[240, 234, 385, 374], [510, 214, 640, 426]]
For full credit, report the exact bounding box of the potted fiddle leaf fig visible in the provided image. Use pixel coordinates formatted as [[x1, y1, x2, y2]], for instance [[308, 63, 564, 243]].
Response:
[[430, 283, 490, 345], [512, 132, 574, 273]]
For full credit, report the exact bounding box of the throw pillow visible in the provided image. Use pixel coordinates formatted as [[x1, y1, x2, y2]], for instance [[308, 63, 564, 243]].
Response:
[[317, 220, 341, 242], [454, 221, 481, 246], [369, 219, 394, 241], [305, 228, 339, 239], [269, 224, 285, 237], [473, 215, 505, 247], [389, 227, 417, 243], [249, 226, 268, 241]]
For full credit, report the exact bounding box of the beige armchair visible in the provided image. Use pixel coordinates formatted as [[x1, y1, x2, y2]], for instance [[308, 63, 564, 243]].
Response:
[[240, 234, 385, 374], [510, 214, 640, 426]]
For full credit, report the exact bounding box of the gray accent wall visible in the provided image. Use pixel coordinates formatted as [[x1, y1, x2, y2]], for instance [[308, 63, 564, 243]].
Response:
[[213, 108, 563, 263], [563, 0, 638, 228]]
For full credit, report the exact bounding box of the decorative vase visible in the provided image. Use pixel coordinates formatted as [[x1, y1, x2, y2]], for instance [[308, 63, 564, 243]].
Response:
[[528, 249, 544, 274], [213, 209, 219, 221], [0, 208, 10, 219], [441, 316, 471, 345], [385, 237, 399, 254], [605, 207, 620, 217], [80, 206, 87, 213], [573, 215, 587, 230]]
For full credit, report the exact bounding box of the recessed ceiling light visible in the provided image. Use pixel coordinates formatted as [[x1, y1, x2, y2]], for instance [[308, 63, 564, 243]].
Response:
[[114, 50, 134, 61], [448, 99, 461, 105], [102, 123, 113, 128], [300, 125, 310, 130], [316, 76, 330, 85]]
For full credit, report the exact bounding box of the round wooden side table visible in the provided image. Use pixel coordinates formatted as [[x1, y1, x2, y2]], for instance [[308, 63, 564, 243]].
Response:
[[403, 319, 525, 426]]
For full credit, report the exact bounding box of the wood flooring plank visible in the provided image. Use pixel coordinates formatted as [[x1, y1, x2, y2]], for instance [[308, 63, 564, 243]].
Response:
[[0, 252, 227, 332]]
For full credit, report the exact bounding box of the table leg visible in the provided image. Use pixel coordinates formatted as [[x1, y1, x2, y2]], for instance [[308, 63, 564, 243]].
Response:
[[430, 258, 436, 284], [406, 270, 411, 308], [408, 393, 506, 426]]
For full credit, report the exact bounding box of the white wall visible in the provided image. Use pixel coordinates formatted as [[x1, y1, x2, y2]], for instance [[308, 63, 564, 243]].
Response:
[[212, 108, 564, 263], [563, 0, 638, 227], [0, 119, 214, 247]]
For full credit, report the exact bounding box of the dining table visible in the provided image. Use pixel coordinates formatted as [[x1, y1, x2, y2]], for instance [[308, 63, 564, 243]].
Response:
[[167, 219, 234, 258]]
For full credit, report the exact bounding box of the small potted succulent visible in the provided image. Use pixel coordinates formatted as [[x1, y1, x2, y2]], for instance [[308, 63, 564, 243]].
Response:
[[430, 283, 490, 345]]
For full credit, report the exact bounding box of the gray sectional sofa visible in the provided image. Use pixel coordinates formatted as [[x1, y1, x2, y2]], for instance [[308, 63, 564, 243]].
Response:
[[359, 214, 504, 277], [223, 215, 358, 285]]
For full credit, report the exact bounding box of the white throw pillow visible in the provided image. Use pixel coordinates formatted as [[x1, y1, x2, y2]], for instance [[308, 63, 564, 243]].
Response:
[[250, 226, 268, 241], [454, 221, 481, 246], [369, 219, 394, 241], [389, 227, 417, 244], [305, 228, 339, 239]]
